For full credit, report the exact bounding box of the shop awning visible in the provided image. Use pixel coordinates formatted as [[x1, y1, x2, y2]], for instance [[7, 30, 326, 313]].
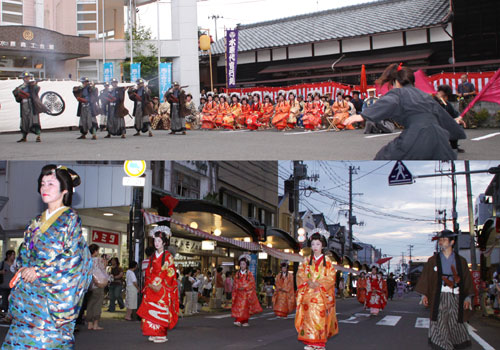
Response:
[[265, 227, 300, 251], [261, 244, 303, 263]]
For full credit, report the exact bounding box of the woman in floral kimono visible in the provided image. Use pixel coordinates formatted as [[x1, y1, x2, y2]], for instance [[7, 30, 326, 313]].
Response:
[[231, 254, 262, 327], [295, 231, 338, 350], [2, 164, 92, 350], [366, 266, 385, 315], [288, 92, 301, 129], [247, 94, 263, 130], [273, 261, 295, 318], [261, 95, 274, 128], [215, 95, 230, 128], [271, 93, 290, 131], [302, 94, 316, 130], [137, 226, 179, 343], [201, 93, 218, 129], [356, 271, 367, 306], [223, 94, 240, 130], [238, 97, 252, 129]]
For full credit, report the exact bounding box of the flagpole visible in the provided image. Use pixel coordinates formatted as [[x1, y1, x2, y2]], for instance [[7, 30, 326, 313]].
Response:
[[157, 0, 161, 97], [129, 0, 134, 68], [224, 27, 228, 92]]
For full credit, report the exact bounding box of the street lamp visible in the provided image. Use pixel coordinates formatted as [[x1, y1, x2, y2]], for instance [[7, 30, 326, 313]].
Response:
[[213, 228, 221, 236]]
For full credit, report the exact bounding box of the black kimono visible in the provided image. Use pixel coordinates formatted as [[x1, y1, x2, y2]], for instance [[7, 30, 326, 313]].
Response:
[[361, 86, 466, 160]]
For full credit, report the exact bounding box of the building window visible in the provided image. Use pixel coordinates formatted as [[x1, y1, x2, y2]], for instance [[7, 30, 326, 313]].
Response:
[[151, 161, 165, 189], [222, 193, 241, 215], [172, 171, 200, 199], [248, 203, 256, 219], [77, 59, 99, 81], [1, 0, 22, 25], [77, 0, 98, 38]]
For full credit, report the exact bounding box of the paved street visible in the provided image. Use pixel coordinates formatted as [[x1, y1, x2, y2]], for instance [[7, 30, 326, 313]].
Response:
[[1, 128, 499, 160], [1, 293, 497, 350]]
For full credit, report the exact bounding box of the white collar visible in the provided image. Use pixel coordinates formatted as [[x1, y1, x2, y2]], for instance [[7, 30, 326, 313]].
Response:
[[240, 269, 247, 274], [155, 250, 164, 258], [45, 206, 67, 220], [313, 254, 324, 261]]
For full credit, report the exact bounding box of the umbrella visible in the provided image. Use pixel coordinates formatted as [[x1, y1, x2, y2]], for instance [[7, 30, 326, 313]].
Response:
[[360, 64, 367, 94], [376, 257, 392, 265]]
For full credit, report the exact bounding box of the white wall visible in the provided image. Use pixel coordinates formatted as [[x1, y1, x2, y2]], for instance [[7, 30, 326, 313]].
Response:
[[430, 23, 452, 43], [372, 32, 404, 50], [342, 37, 370, 53], [314, 41, 340, 56], [272, 47, 287, 61], [257, 50, 271, 62], [237, 51, 256, 65], [406, 29, 427, 46], [288, 44, 311, 59]]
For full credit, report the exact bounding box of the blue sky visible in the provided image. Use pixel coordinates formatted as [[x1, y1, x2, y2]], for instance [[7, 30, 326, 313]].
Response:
[[278, 161, 499, 268]]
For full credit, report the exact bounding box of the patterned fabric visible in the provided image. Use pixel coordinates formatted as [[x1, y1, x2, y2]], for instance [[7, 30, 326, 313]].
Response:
[[429, 293, 471, 350], [272, 273, 295, 317], [295, 256, 338, 346], [2, 207, 92, 350], [231, 271, 262, 321], [366, 275, 386, 312], [79, 104, 98, 135], [134, 102, 150, 133], [271, 101, 290, 130], [356, 277, 367, 305], [137, 251, 179, 337], [201, 101, 218, 129]]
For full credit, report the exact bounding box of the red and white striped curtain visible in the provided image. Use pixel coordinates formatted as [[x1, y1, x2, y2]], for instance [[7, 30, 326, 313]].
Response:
[[224, 72, 496, 98]]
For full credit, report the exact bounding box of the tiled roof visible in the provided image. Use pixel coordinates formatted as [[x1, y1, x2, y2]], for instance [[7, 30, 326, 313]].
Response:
[[210, 0, 450, 55]]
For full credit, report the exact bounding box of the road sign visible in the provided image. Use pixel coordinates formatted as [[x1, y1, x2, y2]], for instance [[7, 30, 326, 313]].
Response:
[[388, 161, 413, 186], [123, 176, 145, 187], [124, 160, 146, 177]]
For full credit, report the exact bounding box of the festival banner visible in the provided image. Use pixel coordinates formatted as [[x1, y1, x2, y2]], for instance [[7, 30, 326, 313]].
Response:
[[159, 62, 172, 103], [130, 62, 141, 83], [226, 29, 239, 88], [103, 62, 114, 83]]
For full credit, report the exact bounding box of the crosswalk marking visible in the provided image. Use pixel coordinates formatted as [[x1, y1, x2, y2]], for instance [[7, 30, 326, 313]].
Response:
[[415, 317, 430, 328], [467, 324, 496, 350], [284, 130, 329, 136], [206, 314, 232, 319], [339, 316, 360, 324], [365, 132, 401, 139], [376, 315, 401, 326]]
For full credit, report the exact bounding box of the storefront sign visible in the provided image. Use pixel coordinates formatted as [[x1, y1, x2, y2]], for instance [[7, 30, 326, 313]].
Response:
[[171, 237, 226, 256], [159, 62, 172, 103], [225, 29, 238, 88], [471, 270, 481, 306], [92, 230, 119, 246]]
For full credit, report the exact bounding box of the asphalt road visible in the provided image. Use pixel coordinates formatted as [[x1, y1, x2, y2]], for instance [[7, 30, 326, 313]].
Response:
[[1, 128, 499, 160], [2, 293, 497, 350]]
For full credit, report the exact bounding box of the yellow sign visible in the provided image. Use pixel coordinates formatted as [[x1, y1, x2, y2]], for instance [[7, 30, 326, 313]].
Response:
[[123, 160, 146, 177], [23, 30, 34, 41]]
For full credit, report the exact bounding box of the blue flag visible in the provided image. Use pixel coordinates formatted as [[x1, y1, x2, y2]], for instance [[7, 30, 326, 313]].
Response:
[[159, 62, 172, 103], [103, 62, 113, 82], [130, 63, 141, 83]]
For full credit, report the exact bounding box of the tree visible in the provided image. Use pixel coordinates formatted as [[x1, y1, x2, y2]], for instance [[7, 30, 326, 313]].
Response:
[[123, 25, 168, 97]]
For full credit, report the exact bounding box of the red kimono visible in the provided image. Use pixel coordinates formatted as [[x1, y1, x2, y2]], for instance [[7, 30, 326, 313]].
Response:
[[238, 104, 252, 129], [356, 276, 367, 305], [365, 274, 386, 314], [201, 101, 218, 129], [246, 103, 262, 130], [231, 270, 262, 323], [137, 251, 179, 337], [215, 102, 230, 128], [272, 101, 290, 130], [261, 102, 274, 127], [302, 102, 316, 130], [273, 272, 295, 317]]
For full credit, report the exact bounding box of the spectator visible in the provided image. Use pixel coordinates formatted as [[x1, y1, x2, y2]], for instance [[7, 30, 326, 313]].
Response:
[[125, 261, 139, 321], [182, 267, 194, 315], [192, 268, 202, 313], [387, 273, 396, 300], [215, 267, 224, 308], [0, 250, 16, 316], [262, 280, 274, 309], [108, 257, 125, 312], [338, 277, 345, 299], [203, 271, 213, 298], [223, 271, 233, 308], [142, 246, 155, 278], [86, 244, 108, 330]]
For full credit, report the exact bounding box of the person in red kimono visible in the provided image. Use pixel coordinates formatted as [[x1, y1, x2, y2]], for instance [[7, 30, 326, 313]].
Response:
[[302, 94, 316, 130], [379, 272, 388, 309], [356, 271, 367, 306], [261, 95, 274, 128], [201, 93, 218, 129], [231, 253, 262, 326], [215, 94, 230, 128], [312, 93, 324, 129], [271, 92, 290, 131], [288, 92, 301, 130], [247, 94, 262, 130], [273, 261, 295, 318], [365, 266, 385, 315], [137, 226, 179, 343], [238, 97, 252, 129]]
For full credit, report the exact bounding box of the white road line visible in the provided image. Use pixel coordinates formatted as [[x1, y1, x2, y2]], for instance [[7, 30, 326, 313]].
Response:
[[392, 310, 418, 314], [219, 130, 249, 133], [354, 313, 371, 317], [284, 130, 329, 136], [467, 324, 496, 350], [471, 132, 500, 141], [205, 314, 232, 319], [339, 316, 360, 324], [250, 311, 275, 320], [414, 317, 430, 328], [365, 132, 401, 139], [376, 315, 401, 326]]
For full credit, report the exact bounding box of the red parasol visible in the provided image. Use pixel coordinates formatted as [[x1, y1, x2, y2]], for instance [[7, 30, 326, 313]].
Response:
[[360, 64, 367, 94], [376, 257, 392, 265], [160, 195, 179, 216]]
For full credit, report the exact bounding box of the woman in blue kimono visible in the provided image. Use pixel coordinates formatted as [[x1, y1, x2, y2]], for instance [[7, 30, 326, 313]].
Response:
[[2, 164, 92, 349]]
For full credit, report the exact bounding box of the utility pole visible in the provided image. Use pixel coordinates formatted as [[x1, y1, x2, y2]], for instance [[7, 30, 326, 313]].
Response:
[[401, 252, 406, 274], [408, 244, 414, 263], [208, 15, 223, 41], [292, 162, 307, 241], [348, 166, 360, 259], [129, 0, 134, 66], [450, 161, 459, 234], [464, 161, 478, 270]]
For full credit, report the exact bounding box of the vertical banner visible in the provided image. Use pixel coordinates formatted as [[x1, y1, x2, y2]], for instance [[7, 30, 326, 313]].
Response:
[[249, 253, 258, 282], [103, 62, 114, 82], [130, 62, 141, 83], [471, 270, 481, 306], [159, 62, 172, 103], [226, 29, 239, 88]]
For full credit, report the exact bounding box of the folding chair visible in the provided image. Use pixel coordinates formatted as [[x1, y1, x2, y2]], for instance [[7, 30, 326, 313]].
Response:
[[326, 116, 340, 131]]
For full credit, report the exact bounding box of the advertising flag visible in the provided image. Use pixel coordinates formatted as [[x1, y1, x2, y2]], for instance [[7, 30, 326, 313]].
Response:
[[226, 29, 239, 88], [159, 62, 172, 103]]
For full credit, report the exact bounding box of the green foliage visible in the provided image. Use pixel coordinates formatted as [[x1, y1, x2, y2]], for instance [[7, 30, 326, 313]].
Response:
[[203, 192, 219, 204], [474, 109, 490, 125]]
